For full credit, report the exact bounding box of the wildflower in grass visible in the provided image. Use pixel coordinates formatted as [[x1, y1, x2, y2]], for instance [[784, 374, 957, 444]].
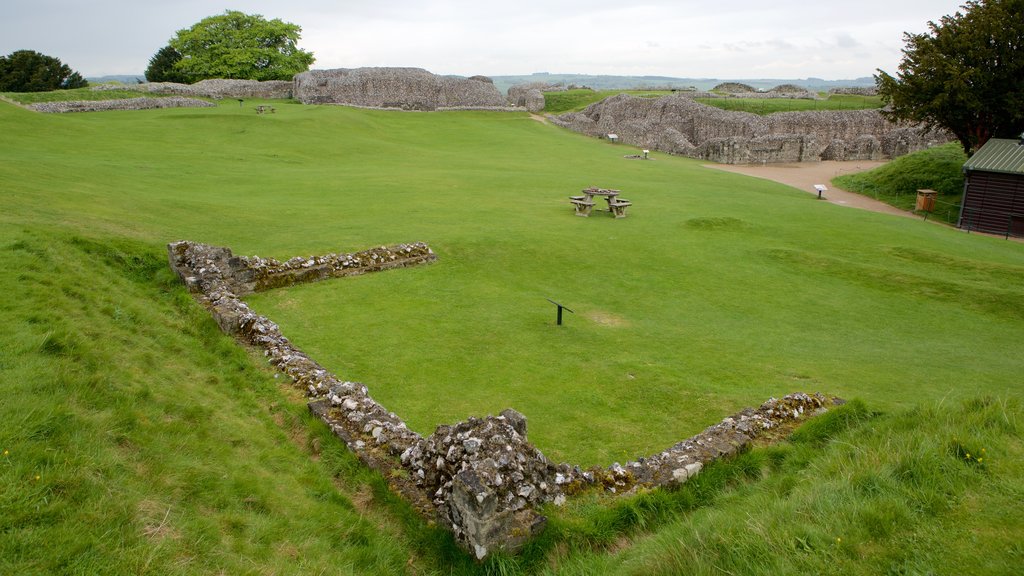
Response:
[[2, 449, 8, 456]]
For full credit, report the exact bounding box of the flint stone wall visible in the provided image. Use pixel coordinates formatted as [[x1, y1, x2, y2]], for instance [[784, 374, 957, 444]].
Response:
[[28, 97, 215, 114], [830, 86, 879, 96], [169, 239, 842, 559], [552, 93, 946, 163], [123, 78, 294, 99], [506, 84, 546, 112], [293, 67, 507, 110]]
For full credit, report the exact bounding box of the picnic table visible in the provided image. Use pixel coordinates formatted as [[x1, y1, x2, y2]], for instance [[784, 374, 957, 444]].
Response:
[[255, 105, 276, 114], [570, 187, 631, 218]]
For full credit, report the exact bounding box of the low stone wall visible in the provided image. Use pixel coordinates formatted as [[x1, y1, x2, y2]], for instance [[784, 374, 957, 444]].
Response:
[[28, 97, 216, 113], [552, 93, 946, 163], [169, 239, 842, 559], [293, 67, 507, 110], [829, 86, 879, 96], [128, 79, 294, 99]]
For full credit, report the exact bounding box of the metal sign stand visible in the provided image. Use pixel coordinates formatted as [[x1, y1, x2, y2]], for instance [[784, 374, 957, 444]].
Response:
[[545, 299, 574, 326]]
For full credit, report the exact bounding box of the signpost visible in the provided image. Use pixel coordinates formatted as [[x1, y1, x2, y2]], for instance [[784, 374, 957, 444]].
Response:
[[545, 298, 574, 326]]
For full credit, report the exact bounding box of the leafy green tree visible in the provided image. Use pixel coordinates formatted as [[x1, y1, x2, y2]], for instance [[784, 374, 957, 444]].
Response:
[[0, 50, 87, 92], [168, 10, 315, 82], [876, 0, 1024, 156], [145, 45, 188, 83]]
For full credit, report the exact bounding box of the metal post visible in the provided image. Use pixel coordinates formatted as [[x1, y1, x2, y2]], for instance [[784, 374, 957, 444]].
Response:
[[545, 299, 574, 326]]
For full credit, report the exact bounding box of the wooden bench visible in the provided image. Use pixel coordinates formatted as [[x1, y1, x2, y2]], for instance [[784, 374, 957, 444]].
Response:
[[255, 105, 276, 114], [570, 198, 596, 217], [608, 198, 632, 218]]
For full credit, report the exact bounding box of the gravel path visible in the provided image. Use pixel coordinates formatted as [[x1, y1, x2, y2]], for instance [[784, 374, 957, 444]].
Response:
[[704, 160, 914, 218]]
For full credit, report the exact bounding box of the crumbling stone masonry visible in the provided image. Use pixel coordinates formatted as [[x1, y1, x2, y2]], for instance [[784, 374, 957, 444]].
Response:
[[293, 67, 508, 110], [552, 93, 948, 164], [105, 78, 294, 99], [28, 96, 216, 114], [169, 240, 842, 559]]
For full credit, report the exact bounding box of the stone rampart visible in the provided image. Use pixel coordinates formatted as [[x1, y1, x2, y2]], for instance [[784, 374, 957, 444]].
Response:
[[506, 84, 546, 112], [28, 97, 215, 114], [293, 67, 507, 110], [552, 93, 946, 163], [128, 79, 294, 99], [169, 239, 842, 559], [829, 86, 879, 96]]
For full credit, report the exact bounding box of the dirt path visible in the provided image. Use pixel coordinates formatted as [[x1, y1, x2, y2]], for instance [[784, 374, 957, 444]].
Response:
[[704, 160, 915, 218]]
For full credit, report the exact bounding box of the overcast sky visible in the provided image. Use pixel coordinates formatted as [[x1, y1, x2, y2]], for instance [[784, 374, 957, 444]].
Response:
[[1, 0, 965, 79]]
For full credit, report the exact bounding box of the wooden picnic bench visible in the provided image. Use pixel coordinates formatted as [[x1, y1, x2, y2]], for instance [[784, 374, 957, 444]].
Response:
[[255, 105, 276, 114], [570, 197, 596, 217], [608, 198, 632, 218]]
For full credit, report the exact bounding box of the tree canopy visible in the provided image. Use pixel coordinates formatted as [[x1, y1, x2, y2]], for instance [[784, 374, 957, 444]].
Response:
[[145, 45, 189, 83], [167, 10, 315, 82], [876, 0, 1024, 156], [0, 50, 87, 92]]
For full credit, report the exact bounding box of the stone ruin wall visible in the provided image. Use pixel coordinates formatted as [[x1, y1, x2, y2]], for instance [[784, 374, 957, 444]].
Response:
[[169, 240, 841, 559], [99, 78, 295, 99], [829, 86, 879, 96], [551, 93, 947, 164], [506, 84, 546, 112], [28, 96, 216, 114], [293, 67, 509, 111]]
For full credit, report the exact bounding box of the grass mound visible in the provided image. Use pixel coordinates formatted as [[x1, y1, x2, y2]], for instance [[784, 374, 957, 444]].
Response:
[[1, 86, 163, 104], [542, 89, 671, 113], [833, 142, 967, 219], [0, 229, 432, 574], [695, 94, 883, 115]]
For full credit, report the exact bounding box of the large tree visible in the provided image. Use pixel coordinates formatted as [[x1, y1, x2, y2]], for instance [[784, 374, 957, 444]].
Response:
[[145, 45, 188, 83], [0, 50, 87, 92], [168, 10, 315, 82], [876, 0, 1024, 156]]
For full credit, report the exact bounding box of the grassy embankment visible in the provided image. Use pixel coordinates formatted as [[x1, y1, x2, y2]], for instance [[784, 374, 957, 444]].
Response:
[[694, 94, 883, 114], [543, 88, 882, 115], [1, 85, 169, 104], [1, 96, 1022, 574], [834, 142, 968, 223]]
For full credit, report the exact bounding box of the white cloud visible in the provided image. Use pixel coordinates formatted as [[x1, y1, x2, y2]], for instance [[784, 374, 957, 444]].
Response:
[[0, 0, 965, 79]]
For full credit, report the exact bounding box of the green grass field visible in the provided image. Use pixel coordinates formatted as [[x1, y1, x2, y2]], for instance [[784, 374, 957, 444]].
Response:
[[2, 97, 1022, 574]]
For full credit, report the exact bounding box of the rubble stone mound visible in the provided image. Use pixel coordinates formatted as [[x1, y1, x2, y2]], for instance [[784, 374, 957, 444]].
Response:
[[829, 86, 879, 96], [769, 83, 806, 93], [552, 93, 946, 164], [293, 67, 507, 110], [401, 409, 563, 559], [713, 82, 757, 93]]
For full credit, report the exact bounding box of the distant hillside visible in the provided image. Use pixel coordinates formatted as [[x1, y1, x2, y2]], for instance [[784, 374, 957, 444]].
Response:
[[86, 74, 144, 85], [490, 73, 875, 94]]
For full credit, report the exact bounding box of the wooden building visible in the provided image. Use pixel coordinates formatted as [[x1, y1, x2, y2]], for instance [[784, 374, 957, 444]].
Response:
[[959, 137, 1024, 237]]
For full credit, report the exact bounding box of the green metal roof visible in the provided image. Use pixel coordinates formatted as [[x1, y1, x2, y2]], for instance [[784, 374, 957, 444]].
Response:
[[963, 138, 1024, 175]]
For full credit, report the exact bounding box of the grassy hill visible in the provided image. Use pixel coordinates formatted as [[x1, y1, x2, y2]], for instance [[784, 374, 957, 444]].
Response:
[[834, 143, 968, 222], [542, 89, 882, 115], [1, 97, 1021, 574]]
